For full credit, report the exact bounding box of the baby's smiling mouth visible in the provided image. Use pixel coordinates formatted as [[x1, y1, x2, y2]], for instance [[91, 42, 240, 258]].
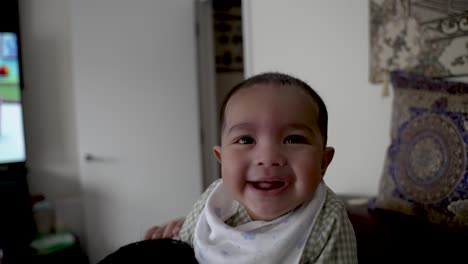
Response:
[[249, 181, 286, 191]]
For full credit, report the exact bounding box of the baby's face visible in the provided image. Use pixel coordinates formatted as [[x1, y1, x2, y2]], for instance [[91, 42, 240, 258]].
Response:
[[213, 83, 334, 221]]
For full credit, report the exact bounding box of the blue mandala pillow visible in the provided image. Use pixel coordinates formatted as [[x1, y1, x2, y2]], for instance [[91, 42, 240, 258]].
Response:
[[374, 70, 468, 227]]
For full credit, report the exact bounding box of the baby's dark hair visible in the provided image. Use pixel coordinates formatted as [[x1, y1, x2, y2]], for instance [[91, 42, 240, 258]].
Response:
[[97, 238, 198, 264], [219, 72, 329, 146]]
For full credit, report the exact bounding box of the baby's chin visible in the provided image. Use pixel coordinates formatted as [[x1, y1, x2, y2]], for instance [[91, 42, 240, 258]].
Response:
[[245, 204, 301, 222]]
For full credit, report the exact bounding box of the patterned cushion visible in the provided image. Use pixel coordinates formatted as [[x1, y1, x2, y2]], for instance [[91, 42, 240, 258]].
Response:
[[374, 70, 468, 227]]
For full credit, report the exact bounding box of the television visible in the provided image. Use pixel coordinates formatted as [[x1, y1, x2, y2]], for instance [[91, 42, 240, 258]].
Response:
[[0, 2, 36, 263], [0, 31, 26, 171]]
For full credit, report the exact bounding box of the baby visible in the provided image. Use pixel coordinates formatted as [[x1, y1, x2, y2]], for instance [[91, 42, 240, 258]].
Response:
[[146, 72, 357, 263]]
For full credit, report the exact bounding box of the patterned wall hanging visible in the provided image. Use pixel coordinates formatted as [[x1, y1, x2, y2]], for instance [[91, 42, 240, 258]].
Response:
[[213, 0, 243, 73], [370, 0, 468, 84]]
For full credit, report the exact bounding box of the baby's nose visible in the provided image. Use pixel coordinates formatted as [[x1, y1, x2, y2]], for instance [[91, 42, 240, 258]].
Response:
[[255, 144, 287, 167]]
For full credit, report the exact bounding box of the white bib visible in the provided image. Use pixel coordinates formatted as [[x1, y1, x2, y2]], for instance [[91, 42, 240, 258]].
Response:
[[193, 181, 326, 264]]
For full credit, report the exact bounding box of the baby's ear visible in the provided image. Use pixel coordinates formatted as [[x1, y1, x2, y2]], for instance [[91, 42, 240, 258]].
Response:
[[320, 147, 335, 176], [212, 146, 222, 164]]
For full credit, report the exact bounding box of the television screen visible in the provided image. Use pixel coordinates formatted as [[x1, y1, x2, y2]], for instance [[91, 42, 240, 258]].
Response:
[[0, 32, 26, 165]]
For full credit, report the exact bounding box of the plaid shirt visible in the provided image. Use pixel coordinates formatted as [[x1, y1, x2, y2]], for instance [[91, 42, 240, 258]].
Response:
[[177, 179, 358, 264]]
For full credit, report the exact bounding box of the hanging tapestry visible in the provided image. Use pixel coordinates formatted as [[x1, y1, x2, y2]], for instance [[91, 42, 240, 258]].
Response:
[[370, 0, 468, 83]]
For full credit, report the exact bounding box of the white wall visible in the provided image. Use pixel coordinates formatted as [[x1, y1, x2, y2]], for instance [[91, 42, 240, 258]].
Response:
[[19, 0, 86, 239], [244, 0, 392, 196]]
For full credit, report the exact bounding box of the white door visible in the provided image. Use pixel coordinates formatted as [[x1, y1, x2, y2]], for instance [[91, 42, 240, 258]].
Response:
[[69, 1, 202, 263]]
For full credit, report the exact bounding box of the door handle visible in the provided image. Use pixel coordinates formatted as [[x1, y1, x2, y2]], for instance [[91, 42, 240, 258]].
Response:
[[84, 153, 115, 162]]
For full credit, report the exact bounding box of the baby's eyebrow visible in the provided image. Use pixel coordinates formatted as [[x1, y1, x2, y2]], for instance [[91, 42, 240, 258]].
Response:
[[287, 123, 315, 135], [226, 122, 253, 134]]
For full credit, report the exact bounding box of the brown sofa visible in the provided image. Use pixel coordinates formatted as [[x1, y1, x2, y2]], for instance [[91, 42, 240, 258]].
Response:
[[340, 195, 468, 263]]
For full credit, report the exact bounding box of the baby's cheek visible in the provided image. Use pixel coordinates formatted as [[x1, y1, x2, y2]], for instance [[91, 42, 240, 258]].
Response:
[[221, 166, 239, 186], [295, 155, 319, 170], [221, 162, 237, 177], [297, 161, 322, 184]]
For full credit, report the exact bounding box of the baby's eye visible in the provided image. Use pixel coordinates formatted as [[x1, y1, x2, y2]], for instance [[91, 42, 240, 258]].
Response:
[[236, 136, 255, 144], [284, 135, 308, 144]]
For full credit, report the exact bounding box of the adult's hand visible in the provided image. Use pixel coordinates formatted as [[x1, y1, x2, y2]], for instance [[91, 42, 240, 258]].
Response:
[[144, 218, 185, 240]]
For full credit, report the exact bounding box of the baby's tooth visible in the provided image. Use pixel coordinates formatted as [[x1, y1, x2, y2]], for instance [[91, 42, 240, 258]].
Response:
[[258, 182, 272, 189]]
